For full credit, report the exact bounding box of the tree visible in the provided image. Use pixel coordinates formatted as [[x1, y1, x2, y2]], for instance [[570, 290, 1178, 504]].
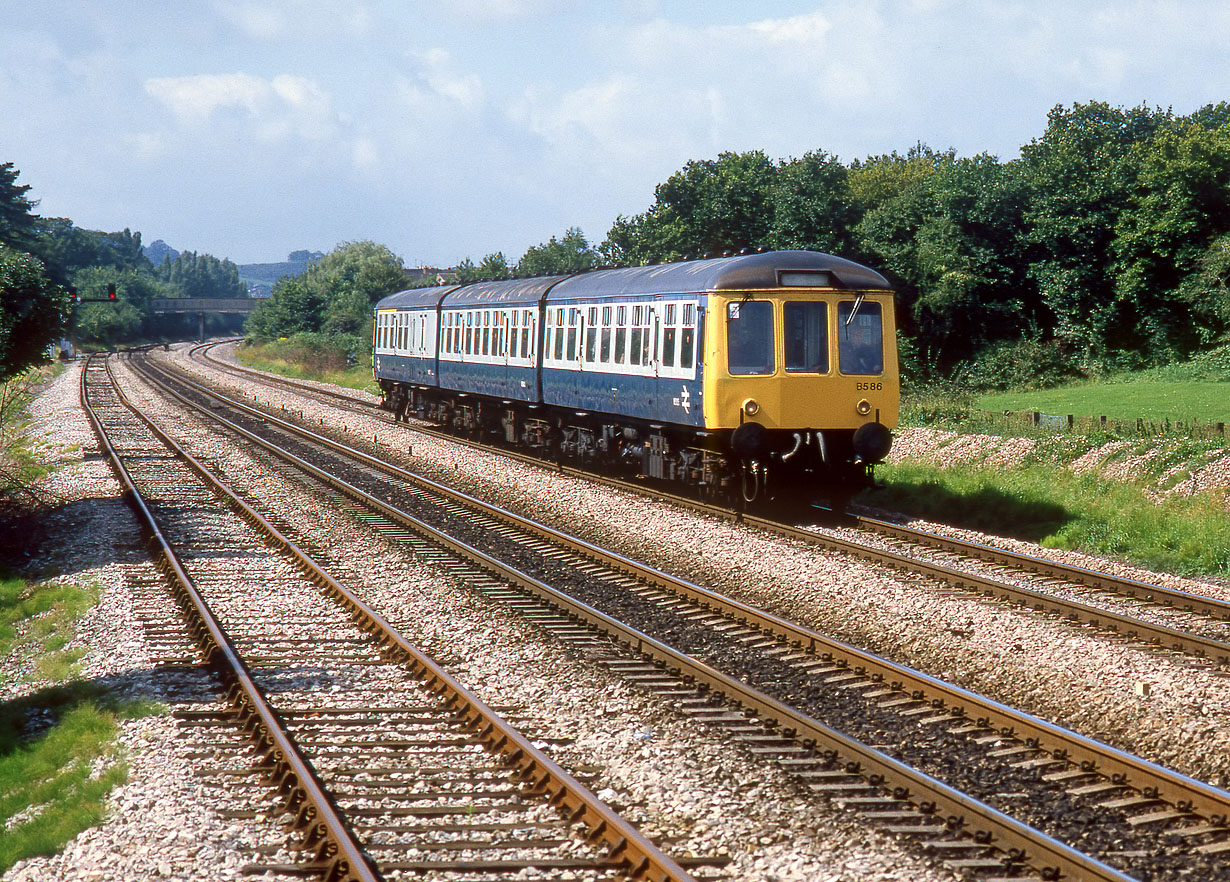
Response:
[[516, 228, 595, 276], [33, 219, 153, 285], [0, 247, 67, 380], [157, 251, 246, 299], [600, 151, 778, 263], [246, 240, 404, 342], [768, 151, 858, 254], [1112, 121, 1230, 354], [0, 163, 41, 255], [1018, 102, 1171, 354]]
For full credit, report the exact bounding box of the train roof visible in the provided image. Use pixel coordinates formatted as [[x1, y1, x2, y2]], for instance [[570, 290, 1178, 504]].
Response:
[[374, 251, 890, 311], [550, 250, 890, 300]]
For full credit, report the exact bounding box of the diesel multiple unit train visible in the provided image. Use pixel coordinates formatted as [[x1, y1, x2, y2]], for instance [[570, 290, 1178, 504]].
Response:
[[373, 250, 898, 502]]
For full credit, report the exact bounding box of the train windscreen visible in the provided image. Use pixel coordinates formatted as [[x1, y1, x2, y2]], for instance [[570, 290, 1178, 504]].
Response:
[[838, 300, 884, 374], [784, 302, 829, 373], [727, 300, 775, 375]]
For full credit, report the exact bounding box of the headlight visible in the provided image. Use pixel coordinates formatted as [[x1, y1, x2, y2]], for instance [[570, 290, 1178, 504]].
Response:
[[856, 398, 872, 416], [742, 398, 760, 416]]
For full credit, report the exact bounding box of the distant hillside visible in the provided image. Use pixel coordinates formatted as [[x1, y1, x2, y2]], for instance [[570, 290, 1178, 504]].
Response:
[[238, 250, 325, 287]]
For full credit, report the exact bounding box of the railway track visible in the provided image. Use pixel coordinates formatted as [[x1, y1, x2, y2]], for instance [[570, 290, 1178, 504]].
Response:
[[188, 340, 1230, 667], [83, 353, 699, 882], [139, 346, 1230, 880]]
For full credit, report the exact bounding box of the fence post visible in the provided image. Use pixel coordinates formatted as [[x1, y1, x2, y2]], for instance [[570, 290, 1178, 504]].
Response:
[[1066, 414, 1074, 430], [1032, 411, 1040, 426]]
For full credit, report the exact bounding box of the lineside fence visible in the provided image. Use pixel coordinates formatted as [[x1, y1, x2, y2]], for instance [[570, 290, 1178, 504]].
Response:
[[970, 409, 1228, 440]]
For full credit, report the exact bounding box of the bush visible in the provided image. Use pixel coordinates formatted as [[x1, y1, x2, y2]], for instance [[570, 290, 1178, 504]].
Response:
[[964, 339, 1086, 391]]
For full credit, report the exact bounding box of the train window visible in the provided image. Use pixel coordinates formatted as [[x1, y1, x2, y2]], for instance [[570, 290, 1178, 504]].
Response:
[[521, 317, 531, 359], [554, 320, 565, 360], [586, 324, 597, 362], [601, 327, 612, 363], [727, 300, 775, 375], [683, 303, 695, 326], [616, 305, 627, 325], [665, 303, 676, 325], [602, 306, 612, 327], [838, 301, 883, 374], [662, 325, 676, 367], [566, 309, 578, 359], [633, 305, 643, 325], [680, 326, 694, 369], [482, 324, 490, 356], [630, 328, 642, 365], [615, 325, 626, 363]]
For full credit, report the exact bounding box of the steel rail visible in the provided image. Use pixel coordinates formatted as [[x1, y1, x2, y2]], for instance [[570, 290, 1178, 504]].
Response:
[[133, 355, 1174, 882], [855, 514, 1230, 620], [138, 352, 1230, 824], [111, 353, 696, 882], [80, 355, 381, 882], [191, 340, 1230, 643]]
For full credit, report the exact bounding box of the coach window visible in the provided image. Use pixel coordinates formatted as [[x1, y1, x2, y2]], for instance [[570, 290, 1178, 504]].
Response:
[[727, 300, 775, 375], [626, 307, 641, 366], [551, 307, 564, 360], [662, 303, 678, 368], [838, 300, 883, 375], [565, 308, 579, 360], [680, 303, 696, 370], [614, 306, 628, 364], [584, 307, 596, 362], [598, 306, 611, 363], [464, 312, 473, 354]]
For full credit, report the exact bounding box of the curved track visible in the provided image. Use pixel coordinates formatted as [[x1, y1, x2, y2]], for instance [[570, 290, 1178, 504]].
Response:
[[84, 352, 698, 882], [192, 340, 1230, 667], [146, 345, 1230, 881]]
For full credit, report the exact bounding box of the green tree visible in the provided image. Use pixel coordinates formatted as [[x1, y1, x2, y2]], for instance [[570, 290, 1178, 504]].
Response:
[[1018, 102, 1171, 354], [517, 228, 595, 276], [768, 150, 857, 254], [0, 163, 40, 253], [70, 267, 173, 346], [157, 251, 246, 299], [456, 252, 512, 282], [33, 219, 153, 286], [0, 247, 67, 379], [600, 150, 778, 263], [1112, 121, 1230, 353], [246, 240, 404, 355]]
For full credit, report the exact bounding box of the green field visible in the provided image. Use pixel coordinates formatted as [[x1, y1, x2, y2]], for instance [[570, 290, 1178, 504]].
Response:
[[972, 344, 1230, 425], [977, 379, 1230, 424]]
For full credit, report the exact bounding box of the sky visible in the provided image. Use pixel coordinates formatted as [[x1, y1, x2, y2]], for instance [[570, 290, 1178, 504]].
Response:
[[3, 2, 1228, 268]]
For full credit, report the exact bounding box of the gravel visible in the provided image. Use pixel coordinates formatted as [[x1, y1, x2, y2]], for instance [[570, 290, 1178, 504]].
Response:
[[165, 343, 1230, 791], [3, 349, 959, 881]]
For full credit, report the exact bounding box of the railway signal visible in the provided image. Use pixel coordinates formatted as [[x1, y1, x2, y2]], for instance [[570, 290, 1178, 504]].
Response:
[[72, 283, 122, 303]]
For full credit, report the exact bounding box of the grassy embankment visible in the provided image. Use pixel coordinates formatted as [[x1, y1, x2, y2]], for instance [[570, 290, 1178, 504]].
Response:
[[870, 347, 1230, 579], [0, 368, 159, 872], [235, 338, 379, 393]]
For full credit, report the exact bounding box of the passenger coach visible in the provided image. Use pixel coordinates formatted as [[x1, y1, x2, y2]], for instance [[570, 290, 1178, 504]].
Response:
[[374, 250, 898, 503]]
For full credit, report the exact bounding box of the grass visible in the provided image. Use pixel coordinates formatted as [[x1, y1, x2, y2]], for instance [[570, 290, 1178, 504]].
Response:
[[976, 379, 1230, 424], [864, 461, 1230, 578], [0, 689, 161, 874], [973, 342, 1230, 425], [236, 340, 379, 394], [0, 574, 162, 870]]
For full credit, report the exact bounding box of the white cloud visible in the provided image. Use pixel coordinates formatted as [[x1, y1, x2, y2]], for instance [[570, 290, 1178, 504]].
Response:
[[215, 0, 374, 40], [396, 49, 484, 116], [144, 72, 336, 141]]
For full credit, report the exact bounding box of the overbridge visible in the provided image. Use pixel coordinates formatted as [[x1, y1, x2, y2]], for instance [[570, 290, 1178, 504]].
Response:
[[149, 298, 259, 340]]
